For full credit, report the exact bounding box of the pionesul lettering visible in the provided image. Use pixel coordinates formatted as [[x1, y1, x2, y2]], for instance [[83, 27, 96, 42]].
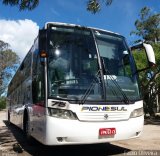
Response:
[[81, 106, 127, 111]]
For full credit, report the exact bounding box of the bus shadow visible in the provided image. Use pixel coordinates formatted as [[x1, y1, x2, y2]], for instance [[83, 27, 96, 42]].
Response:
[[3, 120, 130, 156], [144, 115, 160, 125]]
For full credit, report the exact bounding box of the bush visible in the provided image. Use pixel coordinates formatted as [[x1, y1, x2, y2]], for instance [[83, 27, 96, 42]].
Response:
[[0, 97, 6, 110]]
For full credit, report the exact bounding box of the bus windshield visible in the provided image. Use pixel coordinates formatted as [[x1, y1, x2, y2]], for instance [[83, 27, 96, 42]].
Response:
[[48, 26, 141, 102], [48, 27, 102, 101], [95, 30, 140, 101]]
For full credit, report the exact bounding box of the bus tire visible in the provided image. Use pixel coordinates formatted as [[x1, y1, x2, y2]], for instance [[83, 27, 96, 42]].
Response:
[[23, 111, 32, 143], [7, 110, 10, 124]]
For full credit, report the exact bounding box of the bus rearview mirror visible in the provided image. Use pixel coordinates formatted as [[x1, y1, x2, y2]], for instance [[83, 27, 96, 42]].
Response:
[[130, 42, 156, 73], [131, 43, 156, 67]]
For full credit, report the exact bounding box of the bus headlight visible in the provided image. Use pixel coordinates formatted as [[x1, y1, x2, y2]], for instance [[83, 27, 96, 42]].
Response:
[[130, 107, 144, 118], [48, 108, 78, 120]]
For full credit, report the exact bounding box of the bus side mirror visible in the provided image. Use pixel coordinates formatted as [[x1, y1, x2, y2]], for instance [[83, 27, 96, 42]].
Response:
[[131, 42, 156, 72], [142, 43, 156, 66], [39, 29, 48, 61]]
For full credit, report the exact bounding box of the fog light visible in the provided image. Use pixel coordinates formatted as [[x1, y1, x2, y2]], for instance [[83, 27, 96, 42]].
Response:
[[57, 137, 67, 142], [57, 137, 63, 142], [136, 131, 141, 136]]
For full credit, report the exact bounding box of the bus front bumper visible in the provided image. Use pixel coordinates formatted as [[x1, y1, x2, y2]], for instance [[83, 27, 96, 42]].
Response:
[[44, 115, 144, 145]]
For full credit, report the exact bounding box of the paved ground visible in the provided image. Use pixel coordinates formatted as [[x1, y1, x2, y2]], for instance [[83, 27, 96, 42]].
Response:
[[0, 110, 160, 156]]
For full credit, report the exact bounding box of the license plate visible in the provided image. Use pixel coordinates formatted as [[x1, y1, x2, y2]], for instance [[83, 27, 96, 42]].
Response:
[[99, 128, 116, 137]]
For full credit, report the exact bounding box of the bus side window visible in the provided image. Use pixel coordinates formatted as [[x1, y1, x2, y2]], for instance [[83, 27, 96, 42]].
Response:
[[122, 54, 132, 77], [32, 48, 45, 106]]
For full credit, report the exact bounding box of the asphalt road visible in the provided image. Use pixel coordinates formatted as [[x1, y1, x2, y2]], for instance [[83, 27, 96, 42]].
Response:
[[0, 110, 160, 156]]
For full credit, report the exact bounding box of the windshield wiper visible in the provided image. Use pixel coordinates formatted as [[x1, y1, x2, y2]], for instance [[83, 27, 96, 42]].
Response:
[[79, 70, 102, 105], [79, 70, 129, 104], [104, 69, 130, 104], [100, 57, 130, 104]]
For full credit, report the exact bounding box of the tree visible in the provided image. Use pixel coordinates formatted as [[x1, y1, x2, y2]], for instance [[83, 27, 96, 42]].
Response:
[[131, 7, 160, 43], [131, 7, 160, 117], [2, 0, 39, 10], [87, 0, 113, 14], [0, 40, 19, 96], [0, 96, 6, 110], [2, 0, 113, 13], [133, 43, 160, 117]]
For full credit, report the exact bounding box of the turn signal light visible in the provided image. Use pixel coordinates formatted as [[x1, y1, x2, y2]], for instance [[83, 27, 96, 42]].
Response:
[[40, 50, 47, 58]]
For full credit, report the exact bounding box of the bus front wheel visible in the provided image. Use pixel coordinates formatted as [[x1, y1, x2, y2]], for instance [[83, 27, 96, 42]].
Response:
[[23, 111, 32, 143], [7, 110, 10, 124]]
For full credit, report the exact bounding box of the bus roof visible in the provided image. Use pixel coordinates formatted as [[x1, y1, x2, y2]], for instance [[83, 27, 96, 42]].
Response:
[[44, 22, 120, 36]]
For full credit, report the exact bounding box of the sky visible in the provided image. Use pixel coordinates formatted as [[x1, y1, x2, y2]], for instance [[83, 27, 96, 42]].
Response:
[[0, 0, 159, 60]]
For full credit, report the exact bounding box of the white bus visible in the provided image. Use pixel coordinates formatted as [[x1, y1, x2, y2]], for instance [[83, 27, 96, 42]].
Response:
[[7, 22, 155, 145]]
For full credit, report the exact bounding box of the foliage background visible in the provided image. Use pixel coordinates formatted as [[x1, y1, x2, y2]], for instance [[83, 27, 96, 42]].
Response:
[[133, 43, 160, 116]]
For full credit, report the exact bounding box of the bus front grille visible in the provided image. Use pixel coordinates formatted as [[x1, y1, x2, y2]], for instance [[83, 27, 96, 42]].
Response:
[[76, 112, 130, 122]]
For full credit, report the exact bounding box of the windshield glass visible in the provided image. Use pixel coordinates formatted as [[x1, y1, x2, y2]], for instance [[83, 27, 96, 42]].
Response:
[[95, 30, 141, 101], [48, 26, 102, 101]]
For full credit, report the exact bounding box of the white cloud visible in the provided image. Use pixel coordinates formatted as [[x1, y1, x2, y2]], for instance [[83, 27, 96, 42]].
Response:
[[0, 19, 39, 61]]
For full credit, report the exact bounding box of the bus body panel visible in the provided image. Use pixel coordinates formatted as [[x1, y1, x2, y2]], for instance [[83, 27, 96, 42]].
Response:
[[29, 104, 46, 141], [9, 105, 24, 129], [8, 75, 32, 130]]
